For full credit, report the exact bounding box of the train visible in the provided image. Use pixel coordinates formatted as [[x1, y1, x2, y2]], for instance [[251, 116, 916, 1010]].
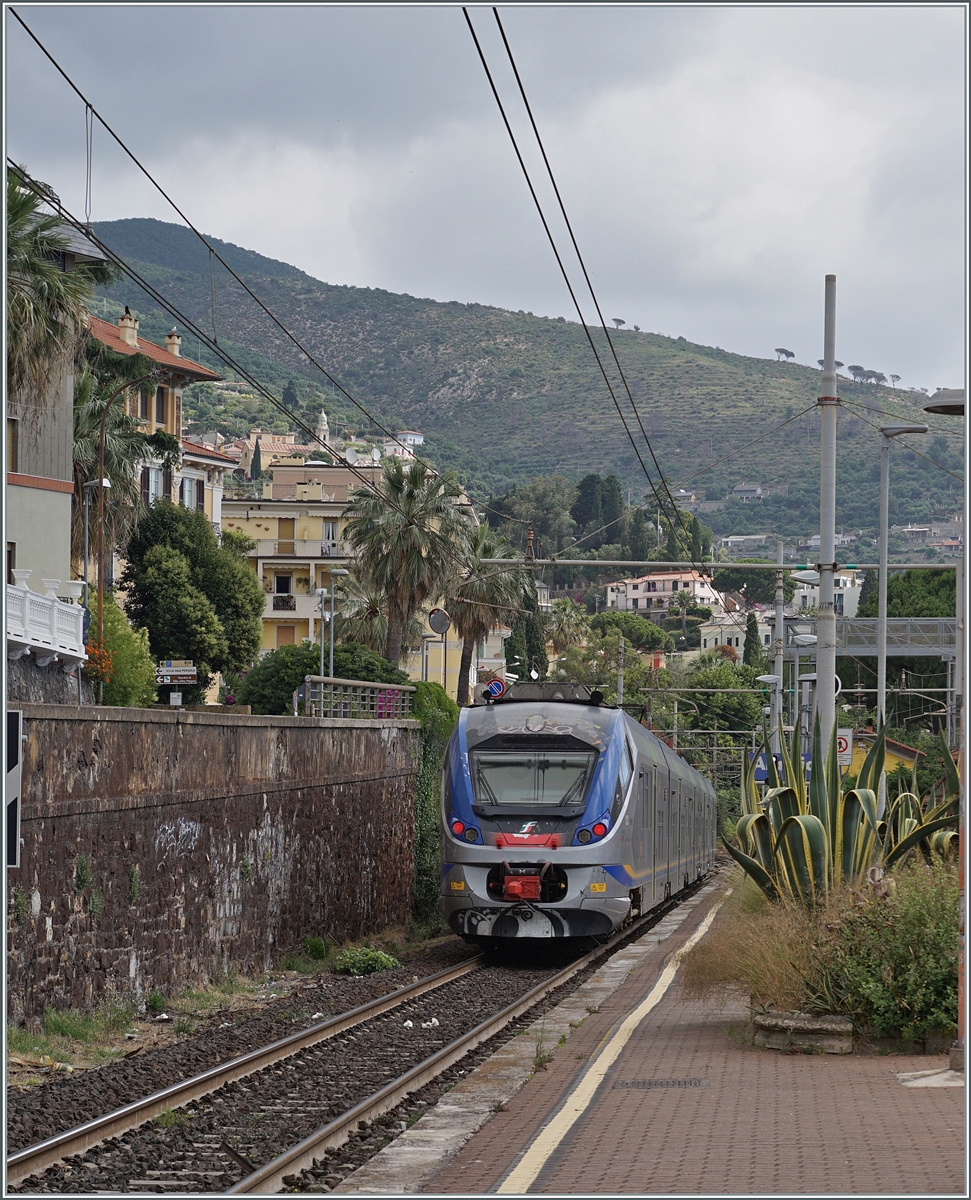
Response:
[[440, 683, 717, 942]]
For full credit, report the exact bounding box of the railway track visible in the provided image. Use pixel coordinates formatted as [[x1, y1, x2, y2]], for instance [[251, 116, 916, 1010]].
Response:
[[8, 884, 704, 1195]]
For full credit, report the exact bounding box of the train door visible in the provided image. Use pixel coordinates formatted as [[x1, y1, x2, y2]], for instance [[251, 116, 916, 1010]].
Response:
[[655, 767, 668, 897], [634, 762, 649, 890], [649, 763, 657, 905]]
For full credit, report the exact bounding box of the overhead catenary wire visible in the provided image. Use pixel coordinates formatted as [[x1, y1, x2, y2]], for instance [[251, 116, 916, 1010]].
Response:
[[461, 8, 684, 545], [11, 7, 532, 547], [844, 403, 964, 482], [489, 6, 697, 558], [561, 402, 817, 554], [10, 164, 531, 624], [8, 7, 472, 478]]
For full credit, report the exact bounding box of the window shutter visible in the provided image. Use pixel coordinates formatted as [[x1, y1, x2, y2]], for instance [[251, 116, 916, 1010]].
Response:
[[163, 468, 172, 499], [155, 388, 166, 425], [196, 479, 205, 511], [140, 467, 150, 506]]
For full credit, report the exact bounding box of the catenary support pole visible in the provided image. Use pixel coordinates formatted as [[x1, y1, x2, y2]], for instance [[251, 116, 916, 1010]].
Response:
[[773, 540, 785, 758], [815, 275, 838, 749], [877, 431, 891, 815], [877, 433, 891, 729]]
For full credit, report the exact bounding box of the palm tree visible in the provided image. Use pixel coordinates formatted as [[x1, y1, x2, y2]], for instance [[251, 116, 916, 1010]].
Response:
[[342, 457, 473, 664], [446, 525, 524, 706], [545, 597, 589, 654], [6, 165, 112, 402], [671, 590, 693, 641], [337, 570, 424, 656]]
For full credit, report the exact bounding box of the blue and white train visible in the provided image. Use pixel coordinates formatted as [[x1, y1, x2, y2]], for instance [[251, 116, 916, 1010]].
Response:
[[440, 684, 717, 942]]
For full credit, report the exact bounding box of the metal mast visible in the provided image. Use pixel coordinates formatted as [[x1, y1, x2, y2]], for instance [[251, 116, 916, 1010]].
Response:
[[815, 275, 838, 748]]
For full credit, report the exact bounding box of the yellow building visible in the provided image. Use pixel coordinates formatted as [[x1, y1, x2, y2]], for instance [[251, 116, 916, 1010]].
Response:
[[848, 731, 922, 780], [221, 461, 382, 651]]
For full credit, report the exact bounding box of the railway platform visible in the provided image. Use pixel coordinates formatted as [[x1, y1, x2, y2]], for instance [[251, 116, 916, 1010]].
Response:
[[336, 874, 965, 1196]]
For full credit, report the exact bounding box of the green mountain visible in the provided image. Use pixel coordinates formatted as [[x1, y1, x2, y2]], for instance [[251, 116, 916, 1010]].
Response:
[[91, 218, 962, 542]]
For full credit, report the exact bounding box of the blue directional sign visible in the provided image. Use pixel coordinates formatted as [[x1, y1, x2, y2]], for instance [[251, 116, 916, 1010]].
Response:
[[751, 751, 812, 783]]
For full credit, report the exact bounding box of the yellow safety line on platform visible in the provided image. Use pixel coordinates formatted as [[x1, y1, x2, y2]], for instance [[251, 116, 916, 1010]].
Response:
[[496, 889, 730, 1195]]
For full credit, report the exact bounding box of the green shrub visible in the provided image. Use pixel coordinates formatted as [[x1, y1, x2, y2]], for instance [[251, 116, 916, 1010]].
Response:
[[94, 592, 157, 707], [411, 682, 458, 923], [303, 935, 328, 961], [331, 947, 400, 976], [146, 991, 166, 1013], [812, 859, 959, 1040]]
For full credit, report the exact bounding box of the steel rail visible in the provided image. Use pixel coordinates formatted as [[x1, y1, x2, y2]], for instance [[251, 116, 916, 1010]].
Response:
[[5, 957, 482, 1187], [228, 895, 695, 1195]]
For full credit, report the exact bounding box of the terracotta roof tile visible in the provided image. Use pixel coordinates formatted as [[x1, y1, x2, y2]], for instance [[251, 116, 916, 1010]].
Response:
[[181, 438, 237, 465], [88, 315, 221, 381]]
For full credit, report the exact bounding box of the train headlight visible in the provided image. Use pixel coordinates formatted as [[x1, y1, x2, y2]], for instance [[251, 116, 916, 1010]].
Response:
[[463, 827, 479, 843], [577, 829, 592, 844]]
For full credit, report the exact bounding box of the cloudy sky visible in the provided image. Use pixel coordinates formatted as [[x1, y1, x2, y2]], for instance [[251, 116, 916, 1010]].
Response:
[[6, 4, 966, 389]]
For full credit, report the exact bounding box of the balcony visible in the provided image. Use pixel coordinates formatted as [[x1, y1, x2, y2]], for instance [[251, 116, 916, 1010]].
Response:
[[254, 540, 352, 559], [6, 574, 87, 665], [263, 592, 321, 621]]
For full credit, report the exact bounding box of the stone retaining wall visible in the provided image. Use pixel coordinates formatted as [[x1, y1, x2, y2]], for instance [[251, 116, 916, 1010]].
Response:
[[6, 704, 421, 1023]]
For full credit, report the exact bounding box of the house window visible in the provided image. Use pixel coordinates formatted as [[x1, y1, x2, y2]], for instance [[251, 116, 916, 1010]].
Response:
[[7, 418, 18, 472], [275, 575, 293, 595], [631, 599, 638, 609], [702, 638, 707, 648], [140, 391, 150, 420], [835, 593, 844, 615], [196, 479, 205, 511], [7, 542, 16, 585], [632, 583, 639, 591], [801, 595, 808, 608], [671, 581, 679, 592], [764, 634, 770, 644], [155, 387, 166, 425], [323, 520, 338, 543]]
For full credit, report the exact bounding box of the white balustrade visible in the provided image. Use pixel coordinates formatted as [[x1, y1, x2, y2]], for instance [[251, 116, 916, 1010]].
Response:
[[6, 583, 87, 663]]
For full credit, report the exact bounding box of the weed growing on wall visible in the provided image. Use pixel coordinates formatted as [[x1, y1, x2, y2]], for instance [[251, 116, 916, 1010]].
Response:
[[410, 682, 458, 927], [74, 854, 93, 894]]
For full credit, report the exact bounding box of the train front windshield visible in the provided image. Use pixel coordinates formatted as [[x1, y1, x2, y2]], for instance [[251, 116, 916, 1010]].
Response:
[[471, 750, 596, 808]]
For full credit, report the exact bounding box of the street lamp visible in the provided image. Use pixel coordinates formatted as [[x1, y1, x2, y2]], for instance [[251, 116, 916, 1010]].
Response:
[[82, 479, 110, 609]]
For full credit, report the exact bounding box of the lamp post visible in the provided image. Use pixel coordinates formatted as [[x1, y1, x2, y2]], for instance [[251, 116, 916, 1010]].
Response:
[[82, 479, 110, 610], [877, 424, 929, 731], [329, 568, 349, 679]]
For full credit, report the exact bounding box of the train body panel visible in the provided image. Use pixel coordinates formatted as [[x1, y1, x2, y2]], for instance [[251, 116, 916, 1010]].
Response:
[[440, 696, 717, 941]]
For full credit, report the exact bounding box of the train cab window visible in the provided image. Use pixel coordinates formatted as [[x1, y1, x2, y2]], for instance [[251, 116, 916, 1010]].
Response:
[[470, 749, 596, 809], [611, 741, 634, 819]]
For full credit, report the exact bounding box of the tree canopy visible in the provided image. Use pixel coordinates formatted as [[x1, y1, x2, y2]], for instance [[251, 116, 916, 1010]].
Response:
[[238, 640, 407, 715], [121, 502, 265, 695], [857, 569, 956, 618]]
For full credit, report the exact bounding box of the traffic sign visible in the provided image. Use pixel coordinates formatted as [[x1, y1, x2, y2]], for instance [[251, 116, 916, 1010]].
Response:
[[486, 677, 507, 699], [837, 728, 853, 766]]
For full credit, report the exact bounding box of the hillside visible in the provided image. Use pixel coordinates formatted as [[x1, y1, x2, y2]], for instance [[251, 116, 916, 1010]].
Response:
[[90, 218, 962, 540]]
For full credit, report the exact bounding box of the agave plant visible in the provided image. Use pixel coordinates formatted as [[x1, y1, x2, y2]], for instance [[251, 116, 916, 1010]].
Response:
[[726, 720, 958, 904]]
